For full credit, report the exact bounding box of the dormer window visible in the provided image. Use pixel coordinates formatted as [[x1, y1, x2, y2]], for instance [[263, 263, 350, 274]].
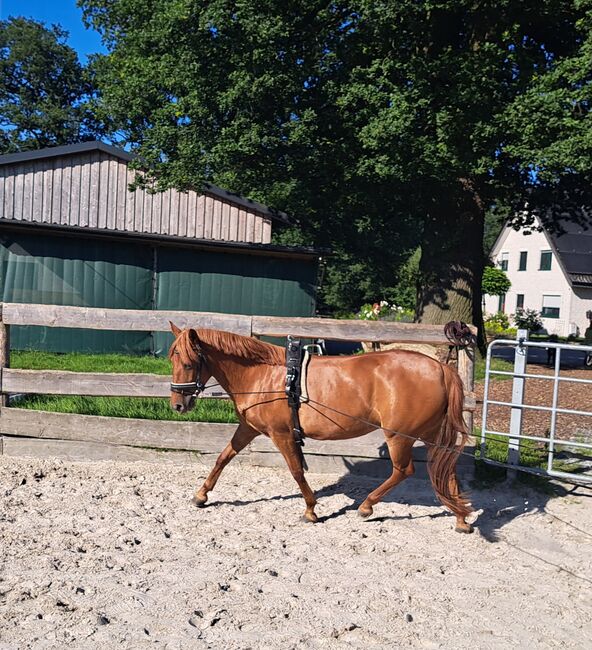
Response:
[[539, 250, 552, 271]]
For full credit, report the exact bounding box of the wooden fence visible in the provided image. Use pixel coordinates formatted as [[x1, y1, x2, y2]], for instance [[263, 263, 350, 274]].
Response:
[[0, 303, 476, 477]]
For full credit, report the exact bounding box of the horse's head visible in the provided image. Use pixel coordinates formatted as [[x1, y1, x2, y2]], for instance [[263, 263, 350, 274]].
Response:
[[168, 322, 212, 414]]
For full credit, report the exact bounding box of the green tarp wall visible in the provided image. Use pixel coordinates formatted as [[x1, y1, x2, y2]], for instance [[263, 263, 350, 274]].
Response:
[[0, 230, 318, 355]]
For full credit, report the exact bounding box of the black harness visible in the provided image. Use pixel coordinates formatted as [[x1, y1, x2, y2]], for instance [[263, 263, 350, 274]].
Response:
[[285, 336, 305, 447]]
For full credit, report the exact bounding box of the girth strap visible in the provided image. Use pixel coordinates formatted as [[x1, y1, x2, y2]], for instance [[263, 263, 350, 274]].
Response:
[[285, 336, 305, 447]]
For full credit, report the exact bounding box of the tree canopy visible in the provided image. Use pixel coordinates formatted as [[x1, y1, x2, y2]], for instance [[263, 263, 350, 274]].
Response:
[[0, 16, 103, 153], [80, 0, 592, 324]]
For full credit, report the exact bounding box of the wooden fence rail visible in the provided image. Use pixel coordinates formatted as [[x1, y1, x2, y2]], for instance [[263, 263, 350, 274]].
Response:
[[0, 302, 476, 476], [1, 302, 467, 344]]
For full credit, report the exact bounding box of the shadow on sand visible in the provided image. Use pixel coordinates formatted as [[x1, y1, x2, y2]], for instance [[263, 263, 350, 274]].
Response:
[[208, 443, 592, 542]]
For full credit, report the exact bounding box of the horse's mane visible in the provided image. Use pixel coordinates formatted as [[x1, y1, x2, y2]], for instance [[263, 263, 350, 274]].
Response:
[[170, 328, 285, 366]]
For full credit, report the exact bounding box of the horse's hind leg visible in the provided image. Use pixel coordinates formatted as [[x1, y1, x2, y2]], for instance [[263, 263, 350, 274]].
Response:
[[193, 422, 259, 507], [358, 436, 414, 518], [272, 434, 318, 523]]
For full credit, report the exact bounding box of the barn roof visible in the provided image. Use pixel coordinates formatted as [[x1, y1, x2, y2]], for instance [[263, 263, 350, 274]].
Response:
[[0, 141, 292, 226]]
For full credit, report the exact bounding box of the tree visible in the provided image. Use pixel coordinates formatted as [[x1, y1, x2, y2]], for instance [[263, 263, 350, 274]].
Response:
[[80, 1, 592, 330], [482, 267, 511, 297], [0, 17, 103, 152]]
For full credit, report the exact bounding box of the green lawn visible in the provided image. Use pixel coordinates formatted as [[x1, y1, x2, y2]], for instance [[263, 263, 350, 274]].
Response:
[[474, 356, 514, 382], [10, 351, 238, 423]]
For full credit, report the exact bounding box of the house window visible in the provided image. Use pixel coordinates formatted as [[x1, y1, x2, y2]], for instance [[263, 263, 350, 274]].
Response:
[[518, 251, 527, 271], [516, 294, 524, 310], [498, 293, 506, 313], [499, 252, 509, 271], [541, 295, 561, 319], [539, 250, 552, 271]]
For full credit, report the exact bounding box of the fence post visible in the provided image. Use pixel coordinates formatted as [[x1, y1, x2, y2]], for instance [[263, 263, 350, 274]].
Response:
[[508, 328, 528, 470], [0, 304, 10, 407], [457, 345, 475, 435]]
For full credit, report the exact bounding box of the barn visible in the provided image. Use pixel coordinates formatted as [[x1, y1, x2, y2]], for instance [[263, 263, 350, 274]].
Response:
[[0, 142, 321, 354]]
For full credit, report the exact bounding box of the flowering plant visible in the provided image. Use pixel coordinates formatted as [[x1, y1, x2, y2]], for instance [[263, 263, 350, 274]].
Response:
[[357, 301, 412, 322]]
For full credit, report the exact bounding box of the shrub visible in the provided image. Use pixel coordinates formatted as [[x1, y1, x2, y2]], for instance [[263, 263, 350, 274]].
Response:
[[512, 308, 543, 332], [484, 312, 510, 331]]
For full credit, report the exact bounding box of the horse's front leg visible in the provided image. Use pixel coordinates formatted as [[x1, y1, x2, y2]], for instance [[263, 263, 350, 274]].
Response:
[[193, 422, 259, 507], [272, 434, 318, 523]]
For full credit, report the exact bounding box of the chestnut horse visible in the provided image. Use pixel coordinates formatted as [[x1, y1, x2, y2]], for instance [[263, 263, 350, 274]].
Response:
[[168, 324, 473, 533]]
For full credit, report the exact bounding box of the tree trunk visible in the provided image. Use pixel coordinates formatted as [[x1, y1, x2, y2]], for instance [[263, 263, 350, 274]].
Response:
[[416, 179, 486, 352]]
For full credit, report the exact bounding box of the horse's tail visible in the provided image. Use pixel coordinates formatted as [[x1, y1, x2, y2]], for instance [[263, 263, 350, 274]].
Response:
[[427, 364, 471, 518]]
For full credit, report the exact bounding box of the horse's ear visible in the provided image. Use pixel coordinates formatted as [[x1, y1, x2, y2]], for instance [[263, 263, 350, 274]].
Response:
[[170, 321, 182, 337], [188, 328, 200, 348]]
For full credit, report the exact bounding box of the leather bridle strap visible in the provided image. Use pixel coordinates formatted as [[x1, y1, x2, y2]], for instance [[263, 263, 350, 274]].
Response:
[[170, 349, 208, 397]]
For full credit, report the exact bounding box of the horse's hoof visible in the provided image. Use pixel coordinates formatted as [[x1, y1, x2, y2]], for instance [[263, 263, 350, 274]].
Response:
[[455, 524, 474, 534], [301, 513, 319, 524], [192, 495, 207, 507], [358, 506, 373, 519]]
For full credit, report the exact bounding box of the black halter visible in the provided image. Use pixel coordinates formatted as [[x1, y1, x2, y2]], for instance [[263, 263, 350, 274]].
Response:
[[170, 347, 208, 397]]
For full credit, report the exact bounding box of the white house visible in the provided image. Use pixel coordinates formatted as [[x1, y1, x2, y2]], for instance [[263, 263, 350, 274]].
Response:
[[484, 219, 592, 337]]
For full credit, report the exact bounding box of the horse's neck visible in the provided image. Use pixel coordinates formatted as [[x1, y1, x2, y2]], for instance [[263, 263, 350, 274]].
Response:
[[205, 347, 283, 398]]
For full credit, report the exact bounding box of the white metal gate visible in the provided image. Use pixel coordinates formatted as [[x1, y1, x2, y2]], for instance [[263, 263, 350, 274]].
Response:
[[481, 330, 592, 484]]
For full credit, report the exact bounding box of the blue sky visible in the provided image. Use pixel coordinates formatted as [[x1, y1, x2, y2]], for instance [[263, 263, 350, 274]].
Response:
[[0, 0, 106, 62]]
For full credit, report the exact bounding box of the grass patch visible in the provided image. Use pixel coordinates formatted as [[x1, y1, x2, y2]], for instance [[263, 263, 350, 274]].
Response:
[[10, 350, 238, 423], [13, 394, 239, 423], [12, 351, 171, 374], [474, 357, 514, 382]]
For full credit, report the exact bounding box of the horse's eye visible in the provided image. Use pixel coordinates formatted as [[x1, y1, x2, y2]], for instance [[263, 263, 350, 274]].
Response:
[[183, 364, 193, 371]]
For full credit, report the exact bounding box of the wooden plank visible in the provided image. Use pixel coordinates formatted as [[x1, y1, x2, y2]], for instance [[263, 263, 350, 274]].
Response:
[[0, 408, 235, 452], [203, 194, 214, 239], [50, 162, 62, 224], [252, 315, 475, 344], [245, 209, 255, 243], [0, 306, 9, 407], [253, 213, 263, 243], [13, 166, 25, 220], [29, 163, 41, 222], [212, 197, 222, 240], [261, 217, 272, 244], [458, 347, 476, 431], [97, 153, 110, 229], [0, 436, 217, 465], [79, 155, 92, 227], [151, 187, 162, 234], [60, 159, 72, 225], [122, 164, 134, 231], [23, 164, 34, 220], [3, 167, 14, 219], [179, 189, 189, 237], [229, 205, 240, 241], [169, 189, 180, 236], [161, 189, 172, 235], [88, 153, 101, 228], [238, 208, 247, 241], [221, 201, 231, 240], [195, 194, 205, 238], [251, 429, 388, 458], [41, 161, 54, 223], [1, 302, 253, 334], [2, 368, 230, 398]]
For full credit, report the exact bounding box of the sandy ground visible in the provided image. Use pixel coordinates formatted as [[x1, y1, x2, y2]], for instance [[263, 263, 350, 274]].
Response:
[[1, 457, 591, 650]]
